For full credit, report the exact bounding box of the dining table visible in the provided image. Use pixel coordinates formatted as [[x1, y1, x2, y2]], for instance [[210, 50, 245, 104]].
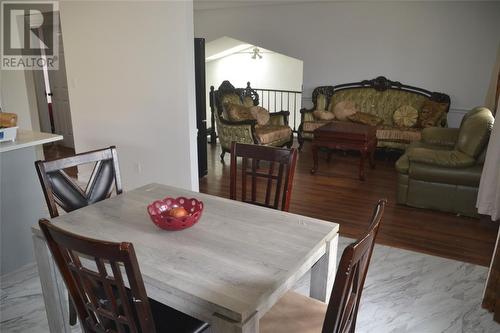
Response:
[[32, 183, 339, 333]]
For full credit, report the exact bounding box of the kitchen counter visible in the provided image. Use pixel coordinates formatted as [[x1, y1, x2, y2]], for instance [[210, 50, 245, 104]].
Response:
[[0, 130, 63, 153], [1, 130, 63, 275]]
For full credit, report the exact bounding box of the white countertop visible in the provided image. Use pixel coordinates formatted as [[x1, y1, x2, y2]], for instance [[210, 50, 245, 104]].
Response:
[[0, 130, 63, 153]]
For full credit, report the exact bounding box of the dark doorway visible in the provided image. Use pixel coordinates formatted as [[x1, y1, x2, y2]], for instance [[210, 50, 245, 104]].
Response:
[[194, 38, 208, 178]]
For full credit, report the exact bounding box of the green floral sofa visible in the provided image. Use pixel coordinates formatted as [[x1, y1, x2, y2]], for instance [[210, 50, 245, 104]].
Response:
[[210, 81, 293, 162], [298, 76, 451, 150]]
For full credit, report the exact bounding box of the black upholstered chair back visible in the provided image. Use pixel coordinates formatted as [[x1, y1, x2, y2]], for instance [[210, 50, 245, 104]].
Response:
[[35, 146, 122, 218]]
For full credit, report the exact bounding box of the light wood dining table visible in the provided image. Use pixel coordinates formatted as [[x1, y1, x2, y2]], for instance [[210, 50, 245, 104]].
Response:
[[32, 183, 339, 333]]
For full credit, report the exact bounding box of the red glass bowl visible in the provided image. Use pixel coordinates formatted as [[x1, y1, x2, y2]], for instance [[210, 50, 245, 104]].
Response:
[[147, 197, 203, 231]]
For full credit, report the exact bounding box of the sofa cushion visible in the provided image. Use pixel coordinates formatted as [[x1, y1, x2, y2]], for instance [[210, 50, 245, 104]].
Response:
[[407, 148, 476, 168], [393, 105, 418, 128], [312, 110, 335, 121], [255, 125, 292, 144], [409, 162, 482, 187], [348, 112, 383, 126], [330, 88, 428, 125], [421, 127, 459, 147], [419, 100, 448, 127], [225, 103, 254, 122], [303, 120, 332, 132], [395, 145, 473, 179], [242, 95, 255, 107], [332, 101, 358, 121], [407, 140, 455, 152], [250, 106, 270, 125], [221, 93, 242, 107], [376, 126, 421, 144]]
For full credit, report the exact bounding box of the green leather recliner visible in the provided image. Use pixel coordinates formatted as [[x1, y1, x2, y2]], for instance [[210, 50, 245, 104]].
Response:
[[395, 107, 494, 217]]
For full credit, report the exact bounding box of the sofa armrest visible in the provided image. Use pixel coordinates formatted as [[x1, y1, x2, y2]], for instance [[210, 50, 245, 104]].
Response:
[[268, 111, 290, 126], [215, 114, 257, 151], [421, 127, 459, 147], [407, 148, 475, 168], [299, 107, 316, 124]]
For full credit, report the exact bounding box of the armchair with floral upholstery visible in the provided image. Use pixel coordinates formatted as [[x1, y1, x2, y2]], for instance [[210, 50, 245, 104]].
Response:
[[209, 81, 293, 162]]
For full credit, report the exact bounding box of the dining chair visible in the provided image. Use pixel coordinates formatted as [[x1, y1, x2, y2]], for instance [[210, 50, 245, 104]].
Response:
[[35, 146, 122, 219], [260, 199, 387, 333], [39, 219, 209, 333], [35, 146, 122, 325], [230, 142, 298, 212]]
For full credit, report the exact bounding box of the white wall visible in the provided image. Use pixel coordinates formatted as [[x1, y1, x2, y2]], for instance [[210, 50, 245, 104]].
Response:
[[0, 70, 35, 130], [205, 46, 303, 127], [60, 0, 198, 191], [195, 1, 500, 127], [0, 9, 41, 132], [207, 47, 303, 91]]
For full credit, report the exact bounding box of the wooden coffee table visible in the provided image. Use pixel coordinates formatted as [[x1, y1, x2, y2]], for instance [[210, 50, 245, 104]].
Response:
[[310, 121, 377, 180]]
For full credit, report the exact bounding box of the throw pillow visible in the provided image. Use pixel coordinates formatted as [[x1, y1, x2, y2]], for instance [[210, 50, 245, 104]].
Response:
[[419, 100, 448, 127], [250, 106, 270, 125], [393, 105, 418, 128], [333, 101, 358, 121], [243, 96, 255, 107], [348, 112, 383, 126], [221, 93, 242, 106], [312, 110, 335, 121], [225, 103, 255, 122]]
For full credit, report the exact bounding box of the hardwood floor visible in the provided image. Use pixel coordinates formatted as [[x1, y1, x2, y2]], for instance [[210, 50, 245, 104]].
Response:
[[41, 141, 498, 266], [200, 141, 498, 267]]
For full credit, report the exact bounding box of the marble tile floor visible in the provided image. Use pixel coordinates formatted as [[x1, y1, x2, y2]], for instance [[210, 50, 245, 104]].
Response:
[[1, 237, 499, 333]]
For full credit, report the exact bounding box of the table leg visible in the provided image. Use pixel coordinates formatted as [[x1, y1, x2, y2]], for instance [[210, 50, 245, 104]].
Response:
[[310, 234, 338, 302], [311, 144, 319, 174], [359, 150, 366, 181], [369, 148, 376, 169], [211, 312, 259, 333], [32, 233, 70, 333], [326, 149, 334, 163]]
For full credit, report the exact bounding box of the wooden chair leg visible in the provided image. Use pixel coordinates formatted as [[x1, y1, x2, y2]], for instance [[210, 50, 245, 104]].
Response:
[[297, 134, 304, 151], [326, 150, 334, 162], [69, 294, 77, 325]]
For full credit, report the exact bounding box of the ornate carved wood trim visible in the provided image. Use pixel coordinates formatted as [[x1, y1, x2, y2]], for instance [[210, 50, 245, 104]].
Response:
[[210, 80, 261, 116], [243, 82, 259, 106], [311, 86, 335, 110], [429, 91, 451, 104], [360, 76, 402, 91]]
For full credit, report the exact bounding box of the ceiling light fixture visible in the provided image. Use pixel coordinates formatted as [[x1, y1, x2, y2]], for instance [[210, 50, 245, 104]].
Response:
[[251, 47, 263, 60]]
